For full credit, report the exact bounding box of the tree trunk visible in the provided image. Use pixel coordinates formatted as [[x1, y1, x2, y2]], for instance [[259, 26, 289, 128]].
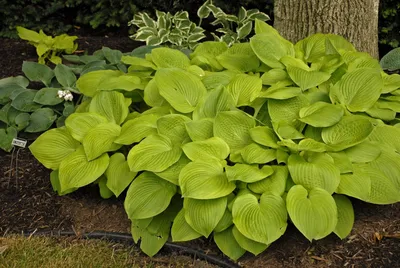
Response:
[[273, 0, 380, 58]]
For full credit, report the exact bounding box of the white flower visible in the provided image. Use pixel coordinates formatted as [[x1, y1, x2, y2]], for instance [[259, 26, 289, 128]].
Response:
[[64, 93, 73, 101], [57, 90, 65, 98]]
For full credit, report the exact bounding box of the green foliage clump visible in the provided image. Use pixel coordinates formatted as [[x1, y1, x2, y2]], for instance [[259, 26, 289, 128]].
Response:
[[29, 20, 400, 261], [129, 0, 269, 48], [380, 47, 400, 71], [17, 27, 78, 65], [0, 62, 79, 151]]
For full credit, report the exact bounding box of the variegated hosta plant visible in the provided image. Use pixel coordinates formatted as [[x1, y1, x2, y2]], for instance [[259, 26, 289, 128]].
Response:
[[30, 20, 400, 261]]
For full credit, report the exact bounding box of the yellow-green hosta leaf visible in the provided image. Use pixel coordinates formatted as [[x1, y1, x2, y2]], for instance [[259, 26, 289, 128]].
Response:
[[232, 193, 287, 244], [299, 102, 344, 127], [368, 125, 400, 152], [333, 195, 354, 239], [154, 155, 190, 185], [249, 126, 279, 149], [190, 41, 228, 71], [321, 115, 374, 151], [214, 209, 233, 232], [214, 110, 255, 152], [297, 138, 327, 152], [287, 66, 330, 90], [344, 141, 381, 163], [268, 95, 309, 131], [97, 73, 141, 92], [171, 209, 202, 242], [127, 134, 182, 172], [273, 121, 304, 140], [157, 114, 191, 143], [336, 167, 371, 201], [182, 137, 230, 162], [214, 227, 246, 261], [143, 79, 168, 107], [294, 33, 326, 62], [241, 142, 276, 164], [232, 226, 268, 256], [151, 47, 190, 69], [330, 68, 383, 112], [59, 147, 109, 192], [155, 68, 207, 113], [114, 114, 158, 145], [121, 55, 157, 70], [250, 33, 294, 69], [261, 69, 290, 85], [328, 152, 353, 174], [184, 197, 227, 237], [89, 91, 129, 125], [29, 127, 80, 170], [248, 165, 288, 195], [185, 118, 214, 141], [226, 74, 262, 106], [98, 175, 114, 199], [201, 70, 237, 90], [76, 70, 121, 97], [105, 153, 137, 197], [259, 85, 302, 100], [65, 112, 108, 142], [193, 86, 235, 120], [216, 43, 260, 72], [226, 164, 273, 183], [288, 153, 340, 194], [382, 73, 400, 93], [287, 186, 337, 241], [124, 172, 177, 219], [82, 123, 121, 161], [179, 161, 235, 199]]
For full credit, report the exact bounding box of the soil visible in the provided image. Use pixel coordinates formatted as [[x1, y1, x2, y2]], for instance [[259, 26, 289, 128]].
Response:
[[1, 33, 400, 268]]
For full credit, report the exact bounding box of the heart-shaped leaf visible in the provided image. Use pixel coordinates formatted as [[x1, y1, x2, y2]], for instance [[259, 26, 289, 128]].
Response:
[[182, 137, 230, 162], [248, 166, 288, 195], [286, 185, 337, 241], [89, 91, 130, 125], [226, 164, 273, 183], [299, 102, 344, 127], [105, 153, 137, 197], [65, 112, 108, 142], [226, 74, 262, 106], [171, 209, 202, 242], [232, 226, 268, 256], [214, 227, 246, 261], [333, 194, 354, 239]]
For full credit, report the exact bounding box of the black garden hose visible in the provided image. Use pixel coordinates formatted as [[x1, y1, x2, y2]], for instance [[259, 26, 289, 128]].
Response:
[[20, 230, 241, 268]]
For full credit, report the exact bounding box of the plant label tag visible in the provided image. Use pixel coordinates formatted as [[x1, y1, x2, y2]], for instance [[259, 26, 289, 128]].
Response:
[[12, 138, 27, 148]]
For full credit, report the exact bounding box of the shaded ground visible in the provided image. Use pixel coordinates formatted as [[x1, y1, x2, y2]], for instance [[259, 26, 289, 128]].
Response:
[[1, 34, 400, 268]]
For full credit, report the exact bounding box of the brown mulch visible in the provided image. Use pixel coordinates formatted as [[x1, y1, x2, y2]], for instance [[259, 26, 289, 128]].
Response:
[[0, 33, 399, 268]]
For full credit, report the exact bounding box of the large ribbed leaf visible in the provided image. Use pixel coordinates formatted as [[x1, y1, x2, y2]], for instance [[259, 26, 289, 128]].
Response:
[[232, 226, 268, 256], [144, 79, 168, 107], [184, 197, 227, 237], [114, 114, 158, 145], [171, 209, 202, 242], [286, 185, 337, 241], [240, 143, 276, 164], [226, 164, 273, 183], [76, 70, 121, 97], [226, 74, 262, 106], [155, 68, 207, 113], [249, 126, 279, 149], [82, 122, 121, 161], [321, 115, 374, 151], [214, 227, 246, 261], [185, 118, 214, 141], [29, 127, 80, 170], [179, 161, 235, 199], [193, 86, 235, 120], [214, 209, 233, 232], [89, 91, 130, 125], [151, 47, 190, 69], [288, 153, 341, 194], [287, 66, 330, 90], [368, 125, 400, 152], [344, 141, 381, 163], [214, 110, 255, 152], [216, 43, 260, 72], [154, 155, 190, 185], [65, 112, 108, 142], [182, 137, 230, 162], [330, 68, 383, 112], [124, 172, 176, 219], [105, 153, 137, 197], [127, 134, 182, 172], [59, 147, 109, 192], [248, 166, 288, 195], [250, 33, 294, 69], [157, 114, 191, 143], [333, 195, 354, 239], [299, 102, 344, 127], [232, 193, 287, 244]]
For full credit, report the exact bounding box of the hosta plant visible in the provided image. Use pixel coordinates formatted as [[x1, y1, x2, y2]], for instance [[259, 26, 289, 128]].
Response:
[[30, 20, 400, 261], [17, 26, 78, 65], [380, 47, 400, 71], [0, 62, 79, 151]]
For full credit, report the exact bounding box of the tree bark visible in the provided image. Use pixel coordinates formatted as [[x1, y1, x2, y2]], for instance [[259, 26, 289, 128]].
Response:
[[273, 0, 380, 58]]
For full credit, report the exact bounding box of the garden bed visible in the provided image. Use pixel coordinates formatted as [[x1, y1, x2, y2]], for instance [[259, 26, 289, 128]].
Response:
[[1, 33, 400, 268]]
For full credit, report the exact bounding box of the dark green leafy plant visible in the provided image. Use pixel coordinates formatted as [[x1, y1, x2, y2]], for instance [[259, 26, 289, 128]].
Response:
[[30, 20, 400, 261], [0, 62, 79, 151], [380, 47, 400, 71], [17, 27, 78, 64]]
